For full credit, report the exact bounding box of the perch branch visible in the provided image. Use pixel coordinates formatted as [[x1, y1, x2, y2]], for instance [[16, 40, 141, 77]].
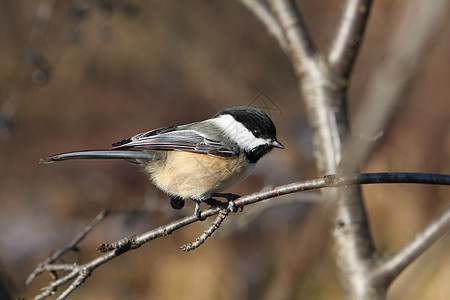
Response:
[[27, 173, 449, 300]]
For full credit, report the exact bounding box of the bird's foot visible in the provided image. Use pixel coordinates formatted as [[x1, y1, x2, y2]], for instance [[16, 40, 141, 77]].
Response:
[[194, 201, 206, 221], [211, 193, 241, 213]]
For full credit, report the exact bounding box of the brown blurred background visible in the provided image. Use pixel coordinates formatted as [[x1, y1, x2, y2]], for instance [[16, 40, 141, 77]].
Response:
[[0, 0, 448, 299]]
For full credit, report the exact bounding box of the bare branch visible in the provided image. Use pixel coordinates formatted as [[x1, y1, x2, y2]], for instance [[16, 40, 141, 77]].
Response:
[[269, 0, 345, 177], [371, 205, 450, 286], [238, 0, 288, 51], [266, 5, 374, 297], [27, 173, 449, 299], [26, 209, 109, 286], [180, 209, 230, 251], [327, 0, 372, 76], [221, 192, 321, 235], [244, 2, 448, 298]]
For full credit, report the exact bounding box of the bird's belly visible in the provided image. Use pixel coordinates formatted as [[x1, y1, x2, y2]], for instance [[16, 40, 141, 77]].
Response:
[[146, 151, 251, 200]]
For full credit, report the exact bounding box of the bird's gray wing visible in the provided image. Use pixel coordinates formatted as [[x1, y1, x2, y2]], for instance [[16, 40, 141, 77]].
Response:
[[112, 126, 239, 157]]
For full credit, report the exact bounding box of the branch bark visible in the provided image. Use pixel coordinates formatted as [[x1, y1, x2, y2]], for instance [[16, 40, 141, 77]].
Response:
[[266, 1, 377, 298], [244, 1, 450, 297], [371, 205, 450, 287], [27, 173, 450, 300]]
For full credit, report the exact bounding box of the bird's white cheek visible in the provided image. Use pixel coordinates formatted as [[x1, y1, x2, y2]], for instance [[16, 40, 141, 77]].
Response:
[[211, 115, 269, 151], [240, 136, 271, 151]]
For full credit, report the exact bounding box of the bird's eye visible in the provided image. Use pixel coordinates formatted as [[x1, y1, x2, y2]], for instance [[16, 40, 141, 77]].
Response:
[[252, 129, 261, 138]]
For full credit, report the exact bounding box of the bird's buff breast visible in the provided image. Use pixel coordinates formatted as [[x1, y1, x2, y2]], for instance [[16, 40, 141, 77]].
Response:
[[145, 151, 252, 201]]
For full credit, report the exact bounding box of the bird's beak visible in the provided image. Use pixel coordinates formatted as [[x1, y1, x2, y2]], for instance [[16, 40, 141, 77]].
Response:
[[271, 139, 285, 149]]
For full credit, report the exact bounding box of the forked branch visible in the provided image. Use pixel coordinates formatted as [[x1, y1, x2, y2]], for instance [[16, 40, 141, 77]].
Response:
[[27, 173, 449, 300], [371, 205, 450, 286]]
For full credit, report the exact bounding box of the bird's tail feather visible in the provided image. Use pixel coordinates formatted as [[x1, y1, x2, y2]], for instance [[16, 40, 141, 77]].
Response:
[[40, 150, 155, 164]]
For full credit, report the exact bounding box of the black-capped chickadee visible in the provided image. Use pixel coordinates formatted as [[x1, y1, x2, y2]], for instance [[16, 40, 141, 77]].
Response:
[[41, 106, 284, 218]]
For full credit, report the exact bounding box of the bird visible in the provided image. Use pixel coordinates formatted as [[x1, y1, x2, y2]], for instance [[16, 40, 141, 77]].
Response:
[[41, 106, 284, 218]]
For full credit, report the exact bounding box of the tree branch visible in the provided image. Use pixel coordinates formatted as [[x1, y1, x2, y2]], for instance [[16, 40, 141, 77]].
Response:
[[27, 173, 449, 299], [371, 205, 450, 286], [269, 3, 375, 298], [26, 209, 109, 286], [259, 2, 418, 298], [327, 0, 372, 77], [269, 0, 344, 177], [180, 209, 230, 251]]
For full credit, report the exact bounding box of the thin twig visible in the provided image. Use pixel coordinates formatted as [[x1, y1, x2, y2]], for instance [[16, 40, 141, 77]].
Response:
[[371, 205, 450, 285], [26, 209, 109, 286], [55, 267, 90, 300], [221, 192, 321, 235], [180, 209, 230, 251]]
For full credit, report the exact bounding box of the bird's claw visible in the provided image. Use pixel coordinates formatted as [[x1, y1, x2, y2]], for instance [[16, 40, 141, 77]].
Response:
[[194, 202, 206, 221], [211, 193, 240, 213], [228, 200, 237, 213]]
